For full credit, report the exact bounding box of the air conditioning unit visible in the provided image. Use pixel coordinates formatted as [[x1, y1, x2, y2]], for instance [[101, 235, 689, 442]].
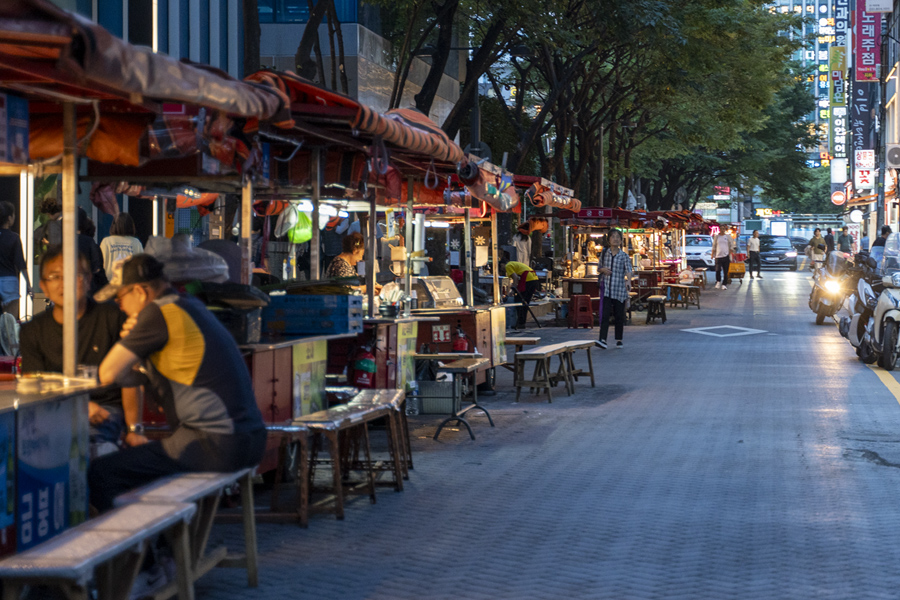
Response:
[[887, 144, 900, 169]]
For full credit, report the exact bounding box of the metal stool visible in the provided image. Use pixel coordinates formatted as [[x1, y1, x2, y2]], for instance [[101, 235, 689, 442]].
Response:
[[646, 295, 667, 324], [567, 294, 594, 329]]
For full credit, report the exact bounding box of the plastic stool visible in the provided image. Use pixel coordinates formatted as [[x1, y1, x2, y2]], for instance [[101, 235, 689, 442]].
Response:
[[567, 295, 594, 329], [646, 295, 667, 324]]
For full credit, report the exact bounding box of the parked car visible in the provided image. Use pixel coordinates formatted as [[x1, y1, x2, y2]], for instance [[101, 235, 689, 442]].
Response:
[[684, 235, 714, 269]]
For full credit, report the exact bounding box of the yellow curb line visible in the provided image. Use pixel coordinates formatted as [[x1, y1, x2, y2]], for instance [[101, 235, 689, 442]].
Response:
[[868, 365, 900, 405]]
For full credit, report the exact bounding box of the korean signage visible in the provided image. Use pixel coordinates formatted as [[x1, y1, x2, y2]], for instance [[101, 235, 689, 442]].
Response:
[[754, 208, 783, 217], [855, 4, 881, 82], [852, 82, 875, 159], [866, 0, 892, 14], [835, 0, 850, 48], [17, 395, 89, 551], [830, 47, 848, 159], [855, 169, 875, 190], [856, 149, 876, 169]]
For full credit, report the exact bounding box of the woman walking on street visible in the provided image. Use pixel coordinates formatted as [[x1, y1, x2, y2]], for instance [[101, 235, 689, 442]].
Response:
[[712, 230, 734, 289], [596, 228, 632, 349]]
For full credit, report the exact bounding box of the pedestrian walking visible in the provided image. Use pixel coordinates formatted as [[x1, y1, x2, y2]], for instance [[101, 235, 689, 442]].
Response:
[[0, 201, 31, 317], [747, 230, 762, 279], [837, 226, 853, 253], [100, 213, 143, 281], [712, 230, 734, 289], [808, 228, 827, 279], [824, 228, 835, 256], [596, 228, 632, 350], [871, 225, 890, 250]]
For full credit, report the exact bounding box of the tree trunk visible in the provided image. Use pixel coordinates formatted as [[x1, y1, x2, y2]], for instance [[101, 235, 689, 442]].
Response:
[[242, 0, 260, 76], [441, 16, 508, 138], [294, 0, 332, 80], [329, 0, 349, 94], [414, 0, 460, 116]]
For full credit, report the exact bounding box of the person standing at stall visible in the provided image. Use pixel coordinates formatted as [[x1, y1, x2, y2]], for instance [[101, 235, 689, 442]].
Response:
[[512, 223, 531, 266], [712, 230, 734, 290], [100, 213, 143, 281], [19, 247, 141, 457], [596, 229, 632, 349], [89, 254, 266, 511], [503, 260, 539, 329], [747, 230, 762, 279], [0, 201, 31, 316]]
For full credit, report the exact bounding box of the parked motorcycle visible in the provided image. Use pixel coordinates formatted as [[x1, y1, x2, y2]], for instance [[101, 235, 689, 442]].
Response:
[[809, 251, 853, 325], [873, 270, 900, 370], [871, 234, 900, 370], [838, 253, 881, 365]]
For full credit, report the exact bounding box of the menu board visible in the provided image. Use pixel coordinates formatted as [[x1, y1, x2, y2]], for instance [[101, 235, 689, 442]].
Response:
[[17, 394, 89, 551], [292, 340, 327, 418]]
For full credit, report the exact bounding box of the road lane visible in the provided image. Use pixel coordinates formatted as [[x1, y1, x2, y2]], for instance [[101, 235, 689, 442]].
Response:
[[203, 270, 900, 599]]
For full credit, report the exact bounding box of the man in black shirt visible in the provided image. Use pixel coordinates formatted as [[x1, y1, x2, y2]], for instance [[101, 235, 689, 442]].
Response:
[[824, 228, 835, 258], [19, 247, 144, 456], [872, 225, 892, 249]]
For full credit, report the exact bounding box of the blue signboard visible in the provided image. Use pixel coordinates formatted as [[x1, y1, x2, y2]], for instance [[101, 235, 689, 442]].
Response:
[[0, 411, 14, 557], [0, 93, 29, 164], [16, 395, 88, 551]]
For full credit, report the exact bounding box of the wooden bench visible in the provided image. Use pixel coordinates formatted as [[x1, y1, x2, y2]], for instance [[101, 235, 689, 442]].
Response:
[[293, 400, 399, 520], [347, 389, 410, 486], [431, 357, 494, 440], [115, 468, 260, 595], [666, 283, 701, 309], [513, 342, 575, 403], [0, 501, 196, 600]]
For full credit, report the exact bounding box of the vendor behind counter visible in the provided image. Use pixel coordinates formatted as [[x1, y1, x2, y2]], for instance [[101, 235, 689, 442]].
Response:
[[503, 261, 539, 329]]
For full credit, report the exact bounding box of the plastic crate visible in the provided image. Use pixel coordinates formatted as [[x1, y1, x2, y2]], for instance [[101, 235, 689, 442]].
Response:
[[412, 380, 457, 414]]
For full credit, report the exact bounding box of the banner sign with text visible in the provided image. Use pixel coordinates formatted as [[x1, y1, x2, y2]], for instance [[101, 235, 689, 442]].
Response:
[[855, 4, 881, 82], [830, 46, 848, 159]]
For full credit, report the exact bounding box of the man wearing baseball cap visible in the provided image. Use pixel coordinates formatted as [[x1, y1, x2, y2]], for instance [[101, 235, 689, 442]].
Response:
[[88, 254, 266, 511]]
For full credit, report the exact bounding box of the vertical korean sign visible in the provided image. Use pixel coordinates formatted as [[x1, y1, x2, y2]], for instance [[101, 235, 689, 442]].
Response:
[[830, 46, 848, 160], [852, 83, 876, 189], [855, 4, 881, 82]]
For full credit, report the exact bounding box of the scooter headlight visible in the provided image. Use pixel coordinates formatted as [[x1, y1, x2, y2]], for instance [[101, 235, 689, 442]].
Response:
[[824, 279, 841, 293]]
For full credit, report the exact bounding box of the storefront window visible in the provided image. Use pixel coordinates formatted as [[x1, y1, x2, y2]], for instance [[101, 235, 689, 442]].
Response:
[[259, 0, 358, 24]]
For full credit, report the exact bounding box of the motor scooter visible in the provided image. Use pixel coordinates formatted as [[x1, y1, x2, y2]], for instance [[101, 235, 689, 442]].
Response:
[[809, 252, 853, 325], [839, 253, 881, 364], [872, 270, 900, 370]]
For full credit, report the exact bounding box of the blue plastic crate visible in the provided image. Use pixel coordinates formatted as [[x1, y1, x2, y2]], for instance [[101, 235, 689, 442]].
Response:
[[262, 295, 364, 336]]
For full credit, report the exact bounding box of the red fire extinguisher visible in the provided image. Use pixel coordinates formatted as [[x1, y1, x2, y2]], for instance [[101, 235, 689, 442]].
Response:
[[452, 321, 469, 352], [354, 347, 377, 388]]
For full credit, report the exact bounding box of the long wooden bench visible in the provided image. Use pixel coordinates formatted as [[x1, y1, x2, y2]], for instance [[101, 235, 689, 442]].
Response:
[[115, 468, 260, 596], [0, 501, 196, 600], [430, 357, 494, 440]]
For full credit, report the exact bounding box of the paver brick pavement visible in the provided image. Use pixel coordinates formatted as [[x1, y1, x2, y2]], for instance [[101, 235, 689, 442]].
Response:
[[199, 274, 900, 598]]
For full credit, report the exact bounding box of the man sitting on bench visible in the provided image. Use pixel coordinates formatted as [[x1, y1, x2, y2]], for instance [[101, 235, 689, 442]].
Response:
[[89, 254, 266, 512]]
